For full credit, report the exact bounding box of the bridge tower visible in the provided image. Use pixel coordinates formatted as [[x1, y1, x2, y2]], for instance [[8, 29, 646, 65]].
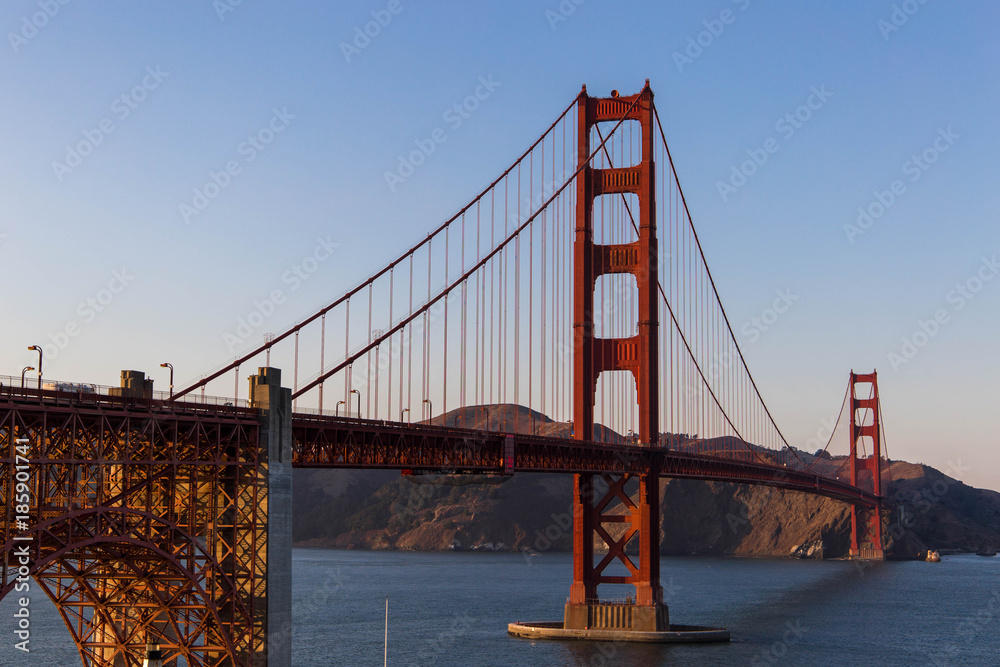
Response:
[[849, 371, 885, 559], [565, 82, 668, 632]]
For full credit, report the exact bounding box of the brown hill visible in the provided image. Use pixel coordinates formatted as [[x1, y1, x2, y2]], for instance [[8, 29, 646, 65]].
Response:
[[292, 405, 1000, 559]]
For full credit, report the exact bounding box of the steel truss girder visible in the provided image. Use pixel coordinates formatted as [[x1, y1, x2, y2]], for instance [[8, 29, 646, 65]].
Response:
[[0, 396, 266, 667], [291, 417, 882, 507]]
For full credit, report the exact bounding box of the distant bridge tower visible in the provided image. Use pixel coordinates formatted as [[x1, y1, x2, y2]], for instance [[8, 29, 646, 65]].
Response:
[[849, 371, 885, 559], [566, 82, 669, 632]]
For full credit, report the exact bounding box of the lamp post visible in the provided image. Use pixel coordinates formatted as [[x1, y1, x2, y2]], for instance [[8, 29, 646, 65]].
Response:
[[336, 400, 345, 417], [401, 408, 409, 423], [350, 389, 361, 419], [160, 363, 174, 398], [21, 366, 34, 390], [422, 398, 432, 423], [27, 345, 42, 389], [263, 333, 274, 367]]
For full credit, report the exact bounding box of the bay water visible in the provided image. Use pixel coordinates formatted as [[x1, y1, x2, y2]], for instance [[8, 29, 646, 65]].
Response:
[[2, 549, 997, 665]]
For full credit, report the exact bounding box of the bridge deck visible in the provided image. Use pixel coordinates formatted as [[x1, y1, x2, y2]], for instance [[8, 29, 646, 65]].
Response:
[[291, 414, 882, 508], [0, 387, 881, 509]]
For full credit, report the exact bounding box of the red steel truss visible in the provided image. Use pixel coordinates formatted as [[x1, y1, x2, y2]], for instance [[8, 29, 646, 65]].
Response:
[[0, 384, 884, 662], [849, 371, 886, 559], [1, 389, 268, 666], [291, 415, 882, 506], [569, 82, 664, 619], [0, 81, 892, 660]]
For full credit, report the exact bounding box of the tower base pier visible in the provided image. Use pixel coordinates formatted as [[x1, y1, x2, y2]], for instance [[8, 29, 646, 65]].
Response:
[[508, 620, 729, 644], [509, 599, 728, 644], [563, 601, 669, 632], [850, 546, 885, 560]]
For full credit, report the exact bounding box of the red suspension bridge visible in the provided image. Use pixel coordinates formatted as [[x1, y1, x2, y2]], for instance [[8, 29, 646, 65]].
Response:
[[2, 82, 889, 665]]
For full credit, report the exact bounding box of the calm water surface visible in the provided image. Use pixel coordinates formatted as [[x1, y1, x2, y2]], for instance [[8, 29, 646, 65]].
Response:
[[2, 549, 997, 665]]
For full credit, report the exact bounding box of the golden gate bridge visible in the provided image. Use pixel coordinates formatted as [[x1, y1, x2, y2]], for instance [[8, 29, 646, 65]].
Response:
[[1, 82, 888, 666]]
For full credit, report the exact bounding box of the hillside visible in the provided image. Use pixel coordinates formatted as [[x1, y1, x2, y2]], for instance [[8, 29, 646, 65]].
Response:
[[292, 405, 1000, 559]]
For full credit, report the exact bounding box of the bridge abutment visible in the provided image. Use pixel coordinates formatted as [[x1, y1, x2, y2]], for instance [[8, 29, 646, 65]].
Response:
[[250, 368, 293, 667]]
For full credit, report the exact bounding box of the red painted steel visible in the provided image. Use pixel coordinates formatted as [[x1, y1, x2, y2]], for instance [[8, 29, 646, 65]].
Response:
[[849, 371, 885, 558], [290, 414, 882, 506], [1, 378, 885, 663], [0, 84, 894, 663], [1, 387, 267, 666], [571, 83, 662, 607]]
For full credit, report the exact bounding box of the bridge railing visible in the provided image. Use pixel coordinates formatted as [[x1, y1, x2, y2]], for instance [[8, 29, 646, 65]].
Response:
[[0, 374, 250, 409]]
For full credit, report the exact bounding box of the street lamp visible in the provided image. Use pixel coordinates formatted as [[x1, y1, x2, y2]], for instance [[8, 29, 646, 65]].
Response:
[[423, 398, 432, 422], [336, 400, 346, 417], [350, 389, 361, 419], [401, 408, 410, 423], [27, 345, 42, 388], [21, 366, 34, 390], [263, 333, 274, 367], [160, 363, 174, 398]]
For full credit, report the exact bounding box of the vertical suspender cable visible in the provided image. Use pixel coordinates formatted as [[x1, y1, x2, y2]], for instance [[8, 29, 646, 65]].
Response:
[[388, 268, 394, 418], [444, 225, 450, 417], [293, 330, 299, 412], [344, 299, 351, 413], [319, 314, 325, 411], [368, 284, 373, 418], [515, 163, 521, 411]]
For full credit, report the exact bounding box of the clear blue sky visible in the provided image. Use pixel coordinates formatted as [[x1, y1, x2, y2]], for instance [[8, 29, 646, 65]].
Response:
[[2, 2, 998, 490]]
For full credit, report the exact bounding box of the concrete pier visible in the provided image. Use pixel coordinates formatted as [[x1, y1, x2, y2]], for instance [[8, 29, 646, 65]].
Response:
[[250, 368, 293, 667], [510, 598, 728, 643], [564, 600, 670, 632], [508, 621, 730, 643]]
